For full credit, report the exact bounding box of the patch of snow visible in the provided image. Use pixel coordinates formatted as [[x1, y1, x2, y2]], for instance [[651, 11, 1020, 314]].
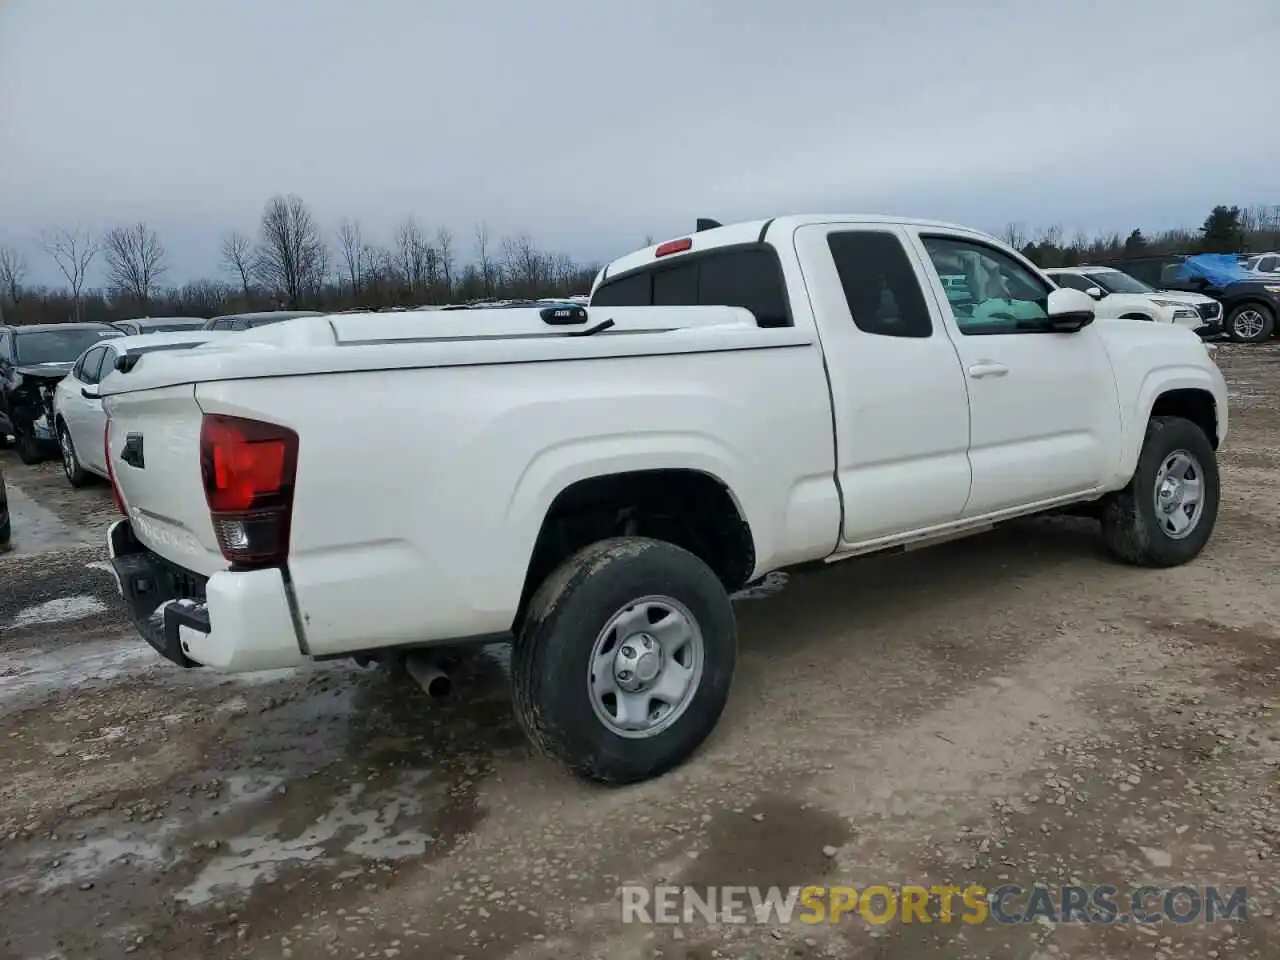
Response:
[[9, 595, 108, 629], [176, 774, 436, 906]]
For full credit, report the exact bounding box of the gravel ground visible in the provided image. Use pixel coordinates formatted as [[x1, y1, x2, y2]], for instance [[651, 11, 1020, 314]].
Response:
[[0, 342, 1277, 960]]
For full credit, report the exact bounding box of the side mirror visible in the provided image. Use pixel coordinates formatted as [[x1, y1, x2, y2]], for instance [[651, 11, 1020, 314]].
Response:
[[1085, 286, 1104, 300], [1044, 288, 1096, 333], [82, 386, 100, 401]]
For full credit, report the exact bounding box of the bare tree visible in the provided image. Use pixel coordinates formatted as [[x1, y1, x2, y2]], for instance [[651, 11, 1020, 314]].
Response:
[[103, 222, 168, 310], [40, 226, 99, 321], [502, 233, 543, 296], [474, 222, 496, 296], [337, 218, 366, 296], [221, 232, 255, 300], [435, 226, 455, 296], [254, 194, 326, 308], [1001, 222, 1027, 250], [0, 245, 27, 304], [644, 234, 655, 246], [394, 216, 430, 296]]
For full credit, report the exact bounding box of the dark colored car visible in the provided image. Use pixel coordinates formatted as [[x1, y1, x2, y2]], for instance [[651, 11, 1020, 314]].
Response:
[[112, 316, 208, 336], [1095, 253, 1280, 343], [0, 322, 123, 463], [0, 461, 10, 551], [201, 310, 325, 331]]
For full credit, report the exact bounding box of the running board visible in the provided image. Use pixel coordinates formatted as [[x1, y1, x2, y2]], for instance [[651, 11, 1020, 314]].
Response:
[[825, 521, 997, 564]]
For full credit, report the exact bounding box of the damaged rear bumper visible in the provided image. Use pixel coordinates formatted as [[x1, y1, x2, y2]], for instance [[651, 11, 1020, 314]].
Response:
[[107, 518, 306, 672]]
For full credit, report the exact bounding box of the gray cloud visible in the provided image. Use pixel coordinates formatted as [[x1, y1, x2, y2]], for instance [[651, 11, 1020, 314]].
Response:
[[2, 0, 1277, 285]]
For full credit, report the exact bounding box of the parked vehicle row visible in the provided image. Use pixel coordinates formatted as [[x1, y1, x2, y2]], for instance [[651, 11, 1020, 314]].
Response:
[[88, 213, 1227, 786], [1096, 253, 1280, 343], [1042, 266, 1222, 334], [0, 322, 123, 462]]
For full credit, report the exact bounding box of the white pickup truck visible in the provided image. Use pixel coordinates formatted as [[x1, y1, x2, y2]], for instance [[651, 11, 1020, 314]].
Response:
[[100, 214, 1228, 784]]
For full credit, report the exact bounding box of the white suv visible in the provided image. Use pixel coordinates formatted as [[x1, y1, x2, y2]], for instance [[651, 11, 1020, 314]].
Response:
[[1044, 266, 1222, 336]]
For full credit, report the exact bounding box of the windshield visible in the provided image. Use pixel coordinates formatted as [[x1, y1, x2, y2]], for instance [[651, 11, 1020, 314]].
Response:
[[14, 328, 121, 365], [1085, 270, 1155, 295]]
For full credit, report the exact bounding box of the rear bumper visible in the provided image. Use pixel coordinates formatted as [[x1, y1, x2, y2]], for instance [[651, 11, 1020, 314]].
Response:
[[107, 518, 306, 672]]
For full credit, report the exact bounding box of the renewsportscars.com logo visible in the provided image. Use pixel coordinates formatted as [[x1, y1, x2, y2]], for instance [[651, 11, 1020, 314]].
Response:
[[621, 884, 1248, 926]]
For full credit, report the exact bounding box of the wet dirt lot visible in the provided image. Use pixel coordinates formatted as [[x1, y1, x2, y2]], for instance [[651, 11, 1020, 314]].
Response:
[[1, 343, 1278, 960]]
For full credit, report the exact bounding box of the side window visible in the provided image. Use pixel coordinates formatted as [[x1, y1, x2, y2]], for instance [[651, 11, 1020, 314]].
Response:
[[826, 231, 932, 338], [0, 333, 14, 364], [1051, 273, 1092, 293], [78, 346, 107, 384], [1260, 256, 1279, 273], [96, 347, 118, 382], [921, 236, 1051, 335]]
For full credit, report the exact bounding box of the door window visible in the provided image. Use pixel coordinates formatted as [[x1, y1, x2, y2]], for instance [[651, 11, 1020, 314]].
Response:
[[1259, 256, 1279, 273], [921, 236, 1052, 335], [1051, 272, 1095, 293], [0, 334, 13, 365], [826, 231, 933, 337], [78, 346, 107, 385], [95, 348, 118, 382]]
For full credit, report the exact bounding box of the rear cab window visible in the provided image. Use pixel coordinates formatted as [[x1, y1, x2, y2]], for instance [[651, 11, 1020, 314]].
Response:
[[591, 246, 792, 327]]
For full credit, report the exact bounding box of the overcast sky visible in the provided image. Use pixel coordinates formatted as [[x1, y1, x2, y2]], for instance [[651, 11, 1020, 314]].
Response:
[[2, 0, 1278, 286]]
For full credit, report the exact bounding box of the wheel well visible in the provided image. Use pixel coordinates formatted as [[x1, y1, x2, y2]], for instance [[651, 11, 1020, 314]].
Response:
[[517, 469, 756, 626], [1228, 298, 1275, 317], [1151, 389, 1219, 449]]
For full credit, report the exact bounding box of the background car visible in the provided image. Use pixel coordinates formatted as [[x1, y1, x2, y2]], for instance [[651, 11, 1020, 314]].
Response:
[[111, 316, 208, 336], [201, 310, 325, 331], [0, 322, 122, 463], [53, 330, 224, 486], [1239, 253, 1280, 278], [1044, 266, 1221, 336]]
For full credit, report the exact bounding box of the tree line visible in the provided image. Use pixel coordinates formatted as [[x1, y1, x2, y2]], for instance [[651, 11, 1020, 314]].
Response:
[[0, 193, 602, 326], [1, 199, 1277, 327], [1004, 204, 1280, 270]]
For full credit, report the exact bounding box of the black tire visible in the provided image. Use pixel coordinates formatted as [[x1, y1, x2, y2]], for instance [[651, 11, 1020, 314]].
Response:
[[14, 427, 45, 465], [512, 537, 737, 784], [0, 433, 11, 449], [57, 422, 92, 488], [1100, 416, 1219, 568], [1224, 302, 1275, 343]]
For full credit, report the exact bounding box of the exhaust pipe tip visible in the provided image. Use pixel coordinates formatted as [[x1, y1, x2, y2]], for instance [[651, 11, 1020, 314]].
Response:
[[405, 653, 452, 699], [425, 673, 451, 699]]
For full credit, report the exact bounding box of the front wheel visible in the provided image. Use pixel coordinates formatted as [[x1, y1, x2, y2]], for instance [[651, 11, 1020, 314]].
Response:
[[512, 537, 737, 784], [14, 427, 45, 466], [58, 424, 92, 488], [1100, 416, 1220, 568], [1225, 303, 1274, 343]]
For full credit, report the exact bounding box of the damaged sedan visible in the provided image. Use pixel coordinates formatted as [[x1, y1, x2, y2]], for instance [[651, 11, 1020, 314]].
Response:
[[0, 322, 122, 463]]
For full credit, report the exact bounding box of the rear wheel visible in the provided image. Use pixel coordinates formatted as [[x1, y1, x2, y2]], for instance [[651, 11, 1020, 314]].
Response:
[[1225, 303, 1274, 343], [512, 537, 737, 784], [1100, 416, 1219, 567], [58, 423, 92, 488]]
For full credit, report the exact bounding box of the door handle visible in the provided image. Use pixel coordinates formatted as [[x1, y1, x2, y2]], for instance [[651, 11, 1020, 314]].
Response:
[[967, 361, 1009, 379]]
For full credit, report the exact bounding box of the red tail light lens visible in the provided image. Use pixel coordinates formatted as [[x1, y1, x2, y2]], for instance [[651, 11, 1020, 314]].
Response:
[[655, 237, 693, 258], [199, 415, 299, 568], [104, 419, 127, 516]]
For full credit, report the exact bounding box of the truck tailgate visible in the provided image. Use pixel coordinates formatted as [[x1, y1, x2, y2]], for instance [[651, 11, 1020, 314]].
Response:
[[104, 384, 227, 577]]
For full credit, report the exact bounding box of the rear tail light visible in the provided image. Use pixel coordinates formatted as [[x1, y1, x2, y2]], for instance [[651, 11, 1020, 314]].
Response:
[[199, 414, 299, 568], [104, 419, 127, 516], [655, 237, 693, 258]]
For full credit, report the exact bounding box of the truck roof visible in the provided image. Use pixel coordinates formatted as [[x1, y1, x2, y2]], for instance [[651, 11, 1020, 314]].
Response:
[[598, 214, 978, 283]]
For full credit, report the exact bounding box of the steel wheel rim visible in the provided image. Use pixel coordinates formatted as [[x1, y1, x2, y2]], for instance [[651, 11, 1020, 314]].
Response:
[[587, 595, 704, 739], [60, 430, 76, 478], [1153, 449, 1205, 541], [1233, 310, 1265, 339]]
